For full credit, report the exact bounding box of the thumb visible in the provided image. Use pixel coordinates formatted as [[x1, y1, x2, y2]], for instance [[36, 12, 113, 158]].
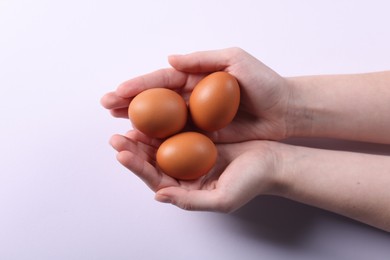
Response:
[[155, 187, 233, 213], [168, 48, 234, 73]]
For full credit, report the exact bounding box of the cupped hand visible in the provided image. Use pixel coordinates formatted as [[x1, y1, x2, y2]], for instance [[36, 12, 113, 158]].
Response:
[[109, 130, 280, 212], [101, 47, 292, 142]]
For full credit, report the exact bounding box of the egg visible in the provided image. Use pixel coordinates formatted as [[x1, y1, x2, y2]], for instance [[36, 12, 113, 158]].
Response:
[[189, 71, 240, 132], [128, 88, 187, 138], [156, 132, 217, 180]]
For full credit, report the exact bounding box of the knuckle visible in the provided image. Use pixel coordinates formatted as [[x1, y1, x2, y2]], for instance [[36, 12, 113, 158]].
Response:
[[176, 200, 196, 211]]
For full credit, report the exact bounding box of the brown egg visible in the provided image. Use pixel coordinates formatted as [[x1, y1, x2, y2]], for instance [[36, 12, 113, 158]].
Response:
[[156, 132, 217, 180], [189, 71, 240, 132], [128, 88, 187, 138]]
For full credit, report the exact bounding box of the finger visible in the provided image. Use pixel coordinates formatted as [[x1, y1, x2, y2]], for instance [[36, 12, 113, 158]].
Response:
[[110, 134, 154, 162], [117, 150, 178, 192], [100, 92, 130, 109], [109, 108, 129, 118], [116, 150, 159, 191], [116, 68, 188, 98], [155, 187, 233, 212], [124, 129, 162, 148], [168, 48, 238, 73]]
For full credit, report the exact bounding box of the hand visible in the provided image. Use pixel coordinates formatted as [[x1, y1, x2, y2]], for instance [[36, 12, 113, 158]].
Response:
[[109, 130, 280, 212], [101, 47, 292, 142]]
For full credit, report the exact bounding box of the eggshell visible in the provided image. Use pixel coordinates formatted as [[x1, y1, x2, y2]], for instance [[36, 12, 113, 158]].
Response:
[[189, 71, 240, 132], [128, 88, 187, 138], [156, 132, 217, 180]]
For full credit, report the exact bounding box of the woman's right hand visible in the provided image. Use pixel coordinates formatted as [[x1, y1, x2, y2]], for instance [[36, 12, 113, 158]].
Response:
[[110, 129, 282, 213]]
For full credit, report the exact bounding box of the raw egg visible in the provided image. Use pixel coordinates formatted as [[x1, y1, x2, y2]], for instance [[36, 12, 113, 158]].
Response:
[[128, 88, 187, 138], [189, 71, 240, 132], [156, 132, 217, 180]]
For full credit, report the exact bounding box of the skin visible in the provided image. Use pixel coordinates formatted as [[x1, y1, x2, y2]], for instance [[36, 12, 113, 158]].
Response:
[[101, 47, 390, 232], [288, 72, 390, 143], [278, 144, 390, 232], [102, 48, 290, 142], [109, 131, 278, 212]]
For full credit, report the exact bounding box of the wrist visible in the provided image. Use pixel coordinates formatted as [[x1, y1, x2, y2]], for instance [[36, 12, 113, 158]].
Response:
[[260, 141, 296, 197], [284, 77, 315, 138]]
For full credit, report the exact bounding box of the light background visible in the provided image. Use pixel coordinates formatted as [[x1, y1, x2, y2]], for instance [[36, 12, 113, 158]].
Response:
[[1, 0, 390, 259]]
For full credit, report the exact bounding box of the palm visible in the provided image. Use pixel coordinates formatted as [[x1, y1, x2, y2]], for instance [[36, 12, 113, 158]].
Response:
[[160, 72, 287, 142], [110, 130, 275, 212], [111, 129, 221, 191], [176, 71, 287, 142]]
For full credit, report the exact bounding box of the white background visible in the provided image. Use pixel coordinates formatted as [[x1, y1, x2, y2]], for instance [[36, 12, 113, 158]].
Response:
[[1, 0, 390, 259]]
